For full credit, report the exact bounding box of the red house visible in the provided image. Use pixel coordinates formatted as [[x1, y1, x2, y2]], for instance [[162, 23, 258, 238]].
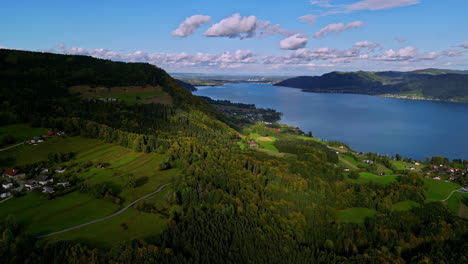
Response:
[[3, 168, 25, 179], [45, 131, 55, 137]]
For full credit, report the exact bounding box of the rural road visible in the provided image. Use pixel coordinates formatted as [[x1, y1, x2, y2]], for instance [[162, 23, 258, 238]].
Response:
[[441, 188, 463, 202], [39, 183, 171, 238], [0, 142, 24, 152]]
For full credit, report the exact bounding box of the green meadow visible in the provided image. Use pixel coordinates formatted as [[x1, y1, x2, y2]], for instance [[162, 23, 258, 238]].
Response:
[[0, 136, 176, 248], [392, 200, 420, 211], [335, 207, 378, 224], [423, 178, 461, 201], [0, 123, 48, 145]]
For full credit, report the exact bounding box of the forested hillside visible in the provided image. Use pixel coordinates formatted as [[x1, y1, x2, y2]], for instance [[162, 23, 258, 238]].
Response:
[[275, 70, 468, 102], [0, 49, 467, 264]]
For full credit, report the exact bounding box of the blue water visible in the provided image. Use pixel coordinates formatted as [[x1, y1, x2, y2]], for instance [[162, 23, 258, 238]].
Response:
[[194, 83, 468, 160]]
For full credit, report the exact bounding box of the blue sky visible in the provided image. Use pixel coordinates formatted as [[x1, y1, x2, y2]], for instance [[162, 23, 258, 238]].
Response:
[[1, 0, 467, 75]]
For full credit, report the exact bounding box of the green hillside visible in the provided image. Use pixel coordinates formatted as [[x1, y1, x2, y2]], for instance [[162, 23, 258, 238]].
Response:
[[0, 49, 467, 264], [275, 70, 468, 102]]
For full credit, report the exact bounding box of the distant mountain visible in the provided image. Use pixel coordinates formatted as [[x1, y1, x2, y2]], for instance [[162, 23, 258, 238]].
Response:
[[275, 70, 468, 103], [176, 79, 198, 91], [410, 68, 468, 75]]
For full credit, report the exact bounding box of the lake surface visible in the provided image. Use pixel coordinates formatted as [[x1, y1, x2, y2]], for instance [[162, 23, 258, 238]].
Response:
[[194, 83, 468, 160]]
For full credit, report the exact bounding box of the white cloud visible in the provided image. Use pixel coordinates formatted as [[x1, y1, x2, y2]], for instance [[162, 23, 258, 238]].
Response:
[[461, 41, 468, 49], [299, 14, 318, 25], [314, 21, 364, 38], [280, 34, 308, 50], [310, 0, 335, 8], [41, 43, 467, 74], [171, 15, 211, 37], [347, 0, 420, 11], [204, 13, 292, 39]]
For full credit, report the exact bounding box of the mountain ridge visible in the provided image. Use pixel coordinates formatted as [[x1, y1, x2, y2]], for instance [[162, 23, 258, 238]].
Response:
[[275, 69, 468, 103]]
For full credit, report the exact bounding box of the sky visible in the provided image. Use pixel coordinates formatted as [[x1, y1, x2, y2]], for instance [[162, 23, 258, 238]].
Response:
[[1, 0, 468, 75]]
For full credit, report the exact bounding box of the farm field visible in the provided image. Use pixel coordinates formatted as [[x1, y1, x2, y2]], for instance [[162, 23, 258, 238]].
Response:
[[69, 85, 173, 104], [423, 178, 461, 201], [335, 207, 378, 224], [0, 123, 48, 145], [0, 136, 175, 247], [392, 200, 420, 211], [346, 172, 398, 185]]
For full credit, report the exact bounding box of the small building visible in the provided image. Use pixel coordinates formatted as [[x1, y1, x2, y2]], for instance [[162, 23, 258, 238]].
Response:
[[2, 183, 13, 189], [45, 131, 55, 137], [42, 186, 55, 194], [343, 168, 350, 172], [57, 131, 65, 136], [0, 192, 11, 199], [57, 182, 70, 188], [3, 168, 25, 179], [363, 160, 374, 164], [37, 175, 53, 185], [40, 168, 49, 174], [55, 167, 66, 173], [25, 181, 40, 190]]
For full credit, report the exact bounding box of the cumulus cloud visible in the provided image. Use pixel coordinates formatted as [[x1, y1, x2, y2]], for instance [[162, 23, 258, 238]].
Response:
[[49, 44, 256, 70], [42, 43, 467, 74], [460, 41, 468, 49], [280, 34, 308, 50], [204, 13, 292, 39], [347, 0, 420, 11], [171, 15, 211, 37], [314, 21, 364, 38], [299, 14, 318, 25]]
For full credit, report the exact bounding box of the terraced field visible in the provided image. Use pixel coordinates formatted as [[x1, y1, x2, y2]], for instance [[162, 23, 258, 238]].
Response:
[[0, 136, 177, 248]]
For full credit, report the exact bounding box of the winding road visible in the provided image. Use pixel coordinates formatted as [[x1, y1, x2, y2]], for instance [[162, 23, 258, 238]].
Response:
[[39, 183, 171, 238], [441, 188, 464, 202]]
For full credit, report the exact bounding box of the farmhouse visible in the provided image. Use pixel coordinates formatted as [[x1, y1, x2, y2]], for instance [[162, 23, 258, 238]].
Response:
[[37, 175, 53, 185], [2, 168, 25, 179], [363, 160, 374, 164], [25, 181, 40, 190], [0, 192, 11, 199], [57, 182, 70, 188], [2, 183, 13, 189], [42, 186, 55, 194]]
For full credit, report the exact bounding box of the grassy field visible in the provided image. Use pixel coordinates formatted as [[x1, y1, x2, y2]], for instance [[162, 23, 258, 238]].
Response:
[[340, 154, 367, 168], [335, 207, 378, 224], [46, 208, 168, 248], [392, 200, 420, 211], [0, 123, 48, 145], [69, 85, 172, 104], [444, 191, 468, 216], [423, 178, 461, 201], [0, 192, 120, 236], [346, 172, 398, 185], [0, 136, 175, 247]]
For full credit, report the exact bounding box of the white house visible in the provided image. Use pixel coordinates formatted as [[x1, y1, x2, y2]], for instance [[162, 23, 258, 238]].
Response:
[[57, 182, 70, 188], [42, 186, 55, 194], [2, 183, 13, 189], [0, 192, 11, 199]]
